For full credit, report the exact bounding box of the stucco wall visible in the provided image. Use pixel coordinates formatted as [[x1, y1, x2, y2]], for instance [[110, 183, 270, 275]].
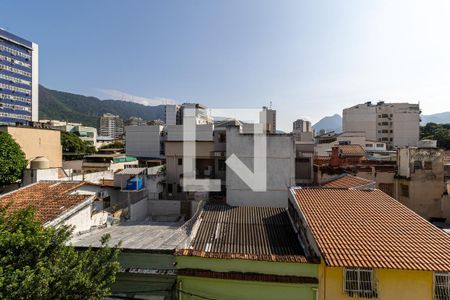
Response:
[[318, 263, 433, 300], [0, 126, 62, 168]]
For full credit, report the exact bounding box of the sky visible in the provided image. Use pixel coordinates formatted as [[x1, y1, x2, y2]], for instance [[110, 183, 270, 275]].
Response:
[[2, 0, 450, 131]]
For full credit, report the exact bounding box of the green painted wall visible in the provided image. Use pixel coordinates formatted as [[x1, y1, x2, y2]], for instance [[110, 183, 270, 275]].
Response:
[[176, 257, 319, 300], [110, 252, 177, 300], [177, 256, 319, 277], [178, 276, 318, 300]]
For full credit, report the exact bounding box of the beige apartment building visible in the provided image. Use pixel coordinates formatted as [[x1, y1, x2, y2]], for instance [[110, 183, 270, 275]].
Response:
[[0, 125, 62, 168], [343, 101, 420, 150]]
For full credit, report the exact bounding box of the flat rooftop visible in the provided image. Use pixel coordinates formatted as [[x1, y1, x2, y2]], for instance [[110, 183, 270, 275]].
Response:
[[70, 220, 188, 251]]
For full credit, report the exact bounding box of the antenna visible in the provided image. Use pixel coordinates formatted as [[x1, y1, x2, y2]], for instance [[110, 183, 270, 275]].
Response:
[[269, 101, 272, 109]]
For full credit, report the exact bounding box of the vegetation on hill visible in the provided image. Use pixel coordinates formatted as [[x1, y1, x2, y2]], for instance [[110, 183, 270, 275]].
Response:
[[0, 207, 120, 299], [39, 85, 166, 127], [0, 132, 27, 187], [420, 123, 450, 150]]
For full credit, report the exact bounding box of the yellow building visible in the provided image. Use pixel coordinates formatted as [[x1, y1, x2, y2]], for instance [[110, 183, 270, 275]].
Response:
[[289, 186, 450, 300], [0, 125, 62, 168]]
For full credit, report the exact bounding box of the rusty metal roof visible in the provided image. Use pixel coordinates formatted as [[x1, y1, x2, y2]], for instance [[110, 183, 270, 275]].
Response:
[[292, 187, 450, 271], [178, 204, 311, 263]]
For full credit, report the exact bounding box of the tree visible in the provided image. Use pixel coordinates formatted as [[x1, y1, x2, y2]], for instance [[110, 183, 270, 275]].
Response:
[[0, 206, 121, 299], [0, 132, 27, 186], [61, 131, 96, 156], [420, 123, 450, 150], [99, 141, 124, 150]]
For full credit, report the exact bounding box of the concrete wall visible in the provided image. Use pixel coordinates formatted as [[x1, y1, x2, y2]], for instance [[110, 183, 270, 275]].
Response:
[[62, 204, 92, 233], [166, 124, 213, 141], [125, 125, 163, 158], [0, 126, 62, 168], [343, 104, 377, 141], [149, 200, 180, 216], [130, 198, 148, 222], [226, 127, 295, 207]]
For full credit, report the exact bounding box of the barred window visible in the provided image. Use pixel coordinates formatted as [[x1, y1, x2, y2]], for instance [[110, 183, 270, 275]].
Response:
[[434, 272, 450, 300], [344, 268, 377, 298]]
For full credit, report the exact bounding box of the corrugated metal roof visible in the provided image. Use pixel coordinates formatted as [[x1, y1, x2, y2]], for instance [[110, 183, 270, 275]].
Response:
[[292, 187, 450, 271], [178, 205, 311, 263]]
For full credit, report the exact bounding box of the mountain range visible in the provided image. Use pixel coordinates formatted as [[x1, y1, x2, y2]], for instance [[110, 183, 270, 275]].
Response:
[[39, 85, 450, 130], [312, 112, 450, 133], [39, 85, 166, 127]]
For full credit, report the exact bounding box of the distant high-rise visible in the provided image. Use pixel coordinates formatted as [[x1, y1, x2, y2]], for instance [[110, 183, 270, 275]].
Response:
[[0, 28, 39, 125], [259, 106, 276, 134], [293, 119, 311, 133], [180, 103, 213, 125], [98, 113, 124, 139], [343, 102, 420, 149], [164, 104, 181, 125]]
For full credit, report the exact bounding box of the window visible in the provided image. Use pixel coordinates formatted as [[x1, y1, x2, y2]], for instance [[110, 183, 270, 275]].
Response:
[[218, 159, 226, 171], [376, 144, 384, 148], [424, 161, 433, 170], [344, 268, 377, 298], [414, 161, 422, 170], [365, 144, 373, 148], [178, 158, 182, 166], [400, 184, 409, 197], [218, 132, 226, 143], [434, 272, 450, 300]]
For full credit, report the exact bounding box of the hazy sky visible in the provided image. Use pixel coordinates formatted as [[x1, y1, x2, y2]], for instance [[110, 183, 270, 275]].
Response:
[[2, 0, 450, 131]]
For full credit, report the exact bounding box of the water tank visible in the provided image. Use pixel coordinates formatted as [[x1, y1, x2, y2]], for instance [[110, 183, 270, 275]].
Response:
[[30, 156, 50, 169]]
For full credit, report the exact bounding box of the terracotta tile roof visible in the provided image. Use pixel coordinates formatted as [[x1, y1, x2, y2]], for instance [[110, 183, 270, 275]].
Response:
[[178, 269, 318, 284], [0, 181, 92, 224], [337, 144, 366, 156], [320, 174, 375, 189], [177, 204, 312, 263], [291, 187, 450, 271]]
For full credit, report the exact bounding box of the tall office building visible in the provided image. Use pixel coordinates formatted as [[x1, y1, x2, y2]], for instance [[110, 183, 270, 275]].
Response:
[[343, 101, 420, 150], [98, 113, 124, 139], [0, 28, 39, 125], [259, 106, 276, 134]]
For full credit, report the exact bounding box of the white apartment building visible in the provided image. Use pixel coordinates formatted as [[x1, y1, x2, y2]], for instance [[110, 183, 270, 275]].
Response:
[[343, 101, 420, 149], [259, 106, 276, 134], [98, 113, 124, 139], [293, 119, 311, 133], [180, 103, 213, 125]]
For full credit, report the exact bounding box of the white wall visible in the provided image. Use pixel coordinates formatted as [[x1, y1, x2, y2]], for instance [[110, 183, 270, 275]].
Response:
[[166, 124, 213, 141], [125, 125, 164, 158], [130, 198, 148, 222], [226, 127, 295, 207]]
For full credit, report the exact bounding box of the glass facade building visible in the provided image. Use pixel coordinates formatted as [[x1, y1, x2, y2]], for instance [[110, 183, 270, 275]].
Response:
[[0, 28, 38, 125]]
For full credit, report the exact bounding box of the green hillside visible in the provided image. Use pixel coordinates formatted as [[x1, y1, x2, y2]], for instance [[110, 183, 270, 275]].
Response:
[[38, 85, 166, 127]]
